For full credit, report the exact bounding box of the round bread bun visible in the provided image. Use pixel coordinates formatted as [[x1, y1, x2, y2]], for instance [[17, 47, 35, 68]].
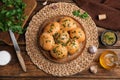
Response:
[[70, 27, 85, 42], [59, 17, 77, 31], [44, 22, 60, 35], [50, 44, 68, 59], [55, 30, 70, 44], [67, 39, 80, 55], [40, 33, 55, 50]]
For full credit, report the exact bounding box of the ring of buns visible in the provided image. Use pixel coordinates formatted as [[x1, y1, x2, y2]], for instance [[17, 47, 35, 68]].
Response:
[[39, 17, 85, 59]]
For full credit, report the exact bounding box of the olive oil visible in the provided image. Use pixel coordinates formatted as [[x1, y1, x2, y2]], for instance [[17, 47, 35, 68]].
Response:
[[99, 50, 118, 70]]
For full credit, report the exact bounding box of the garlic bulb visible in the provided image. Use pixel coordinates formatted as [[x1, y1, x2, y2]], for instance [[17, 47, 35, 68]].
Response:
[[88, 46, 97, 54], [90, 65, 97, 74]]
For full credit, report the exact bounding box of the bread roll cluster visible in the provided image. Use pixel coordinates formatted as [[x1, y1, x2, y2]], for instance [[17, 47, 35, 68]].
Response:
[[39, 17, 85, 59]]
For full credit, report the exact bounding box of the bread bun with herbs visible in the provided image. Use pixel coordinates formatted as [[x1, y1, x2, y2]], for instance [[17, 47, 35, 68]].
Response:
[[67, 39, 80, 55], [54, 30, 70, 45], [44, 22, 60, 35], [60, 17, 77, 31], [70, 27, 85, 42], [40, 33, 55, 51], [50, 44, 68, 59]]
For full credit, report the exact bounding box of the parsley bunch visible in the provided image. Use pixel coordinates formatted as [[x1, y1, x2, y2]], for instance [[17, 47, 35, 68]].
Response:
[[0, 0, 26, 34], [72, 10, 89, 19]]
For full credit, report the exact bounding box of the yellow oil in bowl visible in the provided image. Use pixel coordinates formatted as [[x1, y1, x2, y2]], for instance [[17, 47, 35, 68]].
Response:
[[99, 50, 118, 70]]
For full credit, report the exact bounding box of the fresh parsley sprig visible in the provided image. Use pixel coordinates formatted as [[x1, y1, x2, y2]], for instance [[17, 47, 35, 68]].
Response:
[[72, 10, 80, 17], [72, 10, 89, 19], [0, 0, 26, 34]]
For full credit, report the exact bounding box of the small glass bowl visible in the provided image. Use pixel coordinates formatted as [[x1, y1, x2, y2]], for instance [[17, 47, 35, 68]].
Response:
[[0, 51, 11, 66], [100, 30, 117, 46], [99, 50, 118, 70]]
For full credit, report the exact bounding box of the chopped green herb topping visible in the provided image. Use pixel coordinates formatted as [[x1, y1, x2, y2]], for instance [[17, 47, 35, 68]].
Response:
[[73, 36, 79, 39], [64, 19, 68, 22], [46, 40, 51, 43], [51, 24, 54, 26], [72, 10, 89, 19], [53, 46, 59, 53], [62, 24, 66, 27]]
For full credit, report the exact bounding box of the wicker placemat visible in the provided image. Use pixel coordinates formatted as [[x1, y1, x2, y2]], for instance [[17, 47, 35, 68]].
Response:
[[25, 2, 98, 76]]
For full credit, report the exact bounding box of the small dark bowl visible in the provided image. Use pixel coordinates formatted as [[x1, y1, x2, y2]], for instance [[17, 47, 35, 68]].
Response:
[[100, 30, 118, 46]]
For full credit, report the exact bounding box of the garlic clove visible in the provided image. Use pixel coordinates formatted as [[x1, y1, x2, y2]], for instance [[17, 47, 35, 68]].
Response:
[[88, 46, 97, 54], [42, 0, 48, 6], [90, 65, 98, 74]]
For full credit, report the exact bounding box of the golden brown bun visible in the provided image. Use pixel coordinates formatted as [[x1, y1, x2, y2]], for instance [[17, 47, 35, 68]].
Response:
[[50, 44, 68, 59], [40, 33, 55, 50], [67, 39, 80, 55], [60, 17, 77, 31], [44, 22, 60, 35], [55, 30, 70, 44], [70, 27, 85, 42]]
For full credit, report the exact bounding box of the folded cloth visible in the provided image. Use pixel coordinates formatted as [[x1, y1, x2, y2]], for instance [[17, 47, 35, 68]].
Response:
[[82, 0, 106, 3], [73, 0, 120, 31], [104, 0, 120, 10]]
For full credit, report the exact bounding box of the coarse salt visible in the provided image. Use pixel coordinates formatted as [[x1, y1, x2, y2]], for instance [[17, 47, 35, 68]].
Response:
[[0, 51, 11, 66]]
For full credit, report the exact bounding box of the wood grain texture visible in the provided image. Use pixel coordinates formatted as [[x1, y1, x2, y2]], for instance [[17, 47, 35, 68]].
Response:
[[0, 0, 120, 80], [16, 51, 27, 72]]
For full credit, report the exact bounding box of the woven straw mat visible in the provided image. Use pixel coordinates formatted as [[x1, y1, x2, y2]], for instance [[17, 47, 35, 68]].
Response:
[[25, 2, 98, 76]]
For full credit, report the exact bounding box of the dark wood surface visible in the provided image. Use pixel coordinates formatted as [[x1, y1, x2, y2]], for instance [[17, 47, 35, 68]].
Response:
[[0, 0, 120, 80]]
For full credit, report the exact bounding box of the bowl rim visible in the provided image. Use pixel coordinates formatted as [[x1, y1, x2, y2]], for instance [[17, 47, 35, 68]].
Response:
[[100, 30, 118, 46], [99, 50, 118, 70]]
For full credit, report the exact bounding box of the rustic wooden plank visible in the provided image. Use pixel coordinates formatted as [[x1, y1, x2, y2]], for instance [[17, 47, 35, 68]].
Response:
[[0, 78, 118, 80], [0, 44, 120, 79], [1, 77, 120, 80], [37, 0, 74, 3], [0, 0, 120, 79]]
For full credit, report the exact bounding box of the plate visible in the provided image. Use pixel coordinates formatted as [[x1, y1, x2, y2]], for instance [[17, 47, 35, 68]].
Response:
[[38, 15, 86, 63]]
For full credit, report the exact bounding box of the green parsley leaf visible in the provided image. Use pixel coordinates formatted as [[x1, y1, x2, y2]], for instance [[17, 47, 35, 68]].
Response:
[[0, 22, 4, 31], [72, 10, 89, 19], [72, 10, 80, 17], [80, 12, 89, 19]]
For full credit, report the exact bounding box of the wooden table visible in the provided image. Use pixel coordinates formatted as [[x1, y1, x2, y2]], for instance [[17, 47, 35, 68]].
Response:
[[0, 0, 120, 80]]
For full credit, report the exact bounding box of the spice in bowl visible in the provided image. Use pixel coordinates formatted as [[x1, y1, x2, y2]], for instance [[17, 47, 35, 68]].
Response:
[[0, 51, 11, 66], [101, 30, 117, 46]]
